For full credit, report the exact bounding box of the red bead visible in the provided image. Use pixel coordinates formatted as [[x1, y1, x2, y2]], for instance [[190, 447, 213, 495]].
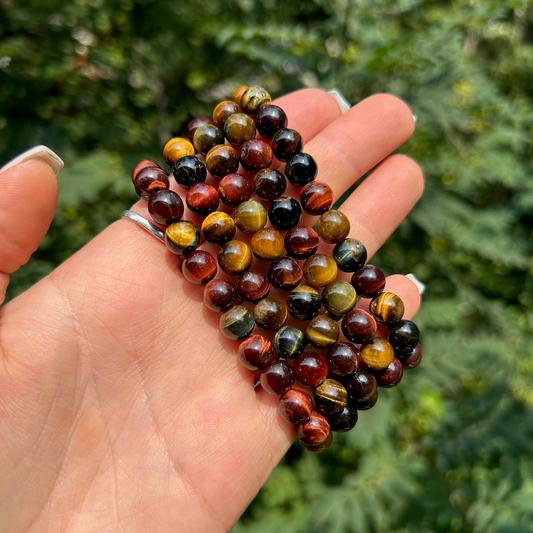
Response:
[[260, 360, 295, 395], [284, 225, 320, 259], [297, 411, 330, 447], [271, 128, 302, 162], [218, 173, 253, 207], [239, 139, 273, 173], [351, 265, 386, 298], [300, 181, 333, 215], [148, 189, 184, 225], [267, 256, 303, 291], [238, 335, 277, 370], [134, 167, 169, 199], [182, 250, 217, 284], [278, 388, 313, 424], [398, 343, 423, 369], [293, 351, 328, 387], [326, 342, 359, 377], [374, 357, 403, 387], [186, 117, 214, 143], [237, 271, 270, 303], [203, 278, 238, 312], [132, 159, 161, 182], [341, 308, 377, 344], [186, 182, 220, 216], [256, 104, 288, 138], [253, 168, 287, 201]]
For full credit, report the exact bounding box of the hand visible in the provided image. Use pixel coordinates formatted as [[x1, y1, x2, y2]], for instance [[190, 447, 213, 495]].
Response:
[[0, 89, 423, 532]]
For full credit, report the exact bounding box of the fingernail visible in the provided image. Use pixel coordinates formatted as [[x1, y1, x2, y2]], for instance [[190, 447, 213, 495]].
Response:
[[0, 145, 64, 176], [412, 114, 418, 124], [327, 88, 351, 114], [405, 273, 425, 295]]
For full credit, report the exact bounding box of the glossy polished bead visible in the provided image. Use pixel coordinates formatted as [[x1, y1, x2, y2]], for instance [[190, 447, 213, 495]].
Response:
[[284, 225, 319, 259], [193, 123, 224, 155], [186, 182, 219, 216], [239, 139, 273, 173], [163, 137, 195, 167], [234, 200, 267, 234], [293, 351, 327, 386], [301, 429, 332, 453], [370, 292, 404, 325], [317, 210, 350, 244], [351, 265, 386, 298], [237, 271, 270, 303], [267, 256, 303, 291], [300, 181, 333, 216], [201, 211, 236, 245], [253, 168, 287, 200], [256, 105, 288, 138], [268, 197, 302, 230], [375, 357, 403, 388], [134, 167, 169, 199], [303, 253, 338, 288], [360, 337, 394, 371], [223, 113, 256, 146], [398, 343, 423, 369], [148, 189, 184, 225], [286, 286, 321, 321], [314, 379, 348, 415], [341, 308, 377, 344], [186, 117, 214, 143], [345, 369, 377, 402], [273, 326, 306, 359], [205, 145, 239, 178], [321, 281, 357, 316], [173, 155, 207, 189], [165, 220, 201, 255], [218, 240, 252, 276], [327, 342, 359, 377], [271, 128, 302, 162], [220, 305, 255, 340], [241, 86, 271, 117], [297, 411, 330, 447], [132, 160, 161, 182], [387, 319, 420, 353], [238, 334, 277, 370], [285, 152, 317, 187], [355, 391, 378, 410], [203, 278, 238, 312], [232, 85, 250, 107], [260, 360, 294, 395], [278, 388, 313, 424], [327, 403, 358, 432], [333, 238, 367, 272], [254, 297, 287, 331], [182, 250, 217, 285], [212, 100, 242, 129], [250, 227, 285, 262], [217, 173, 252, 207], [306, 315, 340, 349]]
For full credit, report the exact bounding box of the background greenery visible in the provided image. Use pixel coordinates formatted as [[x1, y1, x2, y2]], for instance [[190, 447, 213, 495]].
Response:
[[1, 0, 533, 531]]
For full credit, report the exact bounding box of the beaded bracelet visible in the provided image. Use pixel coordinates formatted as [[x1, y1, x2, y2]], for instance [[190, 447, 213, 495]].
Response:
[[124, 85, 423, 453]]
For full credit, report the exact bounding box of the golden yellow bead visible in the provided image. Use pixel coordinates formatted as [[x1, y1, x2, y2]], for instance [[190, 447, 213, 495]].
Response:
[[201, 211, 236, 245], [165, 220, 201, 256], [360, 337, 395, 371], [218, 240, 252, 276], [234, 200, 267, 234], [251, 227, 285, 261], [162, 137, 195, 167], [370, 292, 405, 325], [303, 253, 338, 287]]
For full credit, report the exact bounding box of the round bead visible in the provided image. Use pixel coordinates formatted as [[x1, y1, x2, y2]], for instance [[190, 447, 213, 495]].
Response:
[[387, 319, 420, 353], [355, 391, 378, 411], [203, 278, 238, 312], [267, 256, 303, 291], [218, 240, 252, 276], [278, 388, 313, 424], [321, 281, 357, 316], [375, 357, 403, 388], [165, 220, 201, 256], [260, 360, 294, 395], [301, 428, 332, 453], [268, 197, 302, 230], [253, 297, 287, 331], [351, 265, 386, 298], [134, 167, 169, 199], [253, 168, 287, 201], [201, 211, 236, 245], [217, 173, 252, 207], [193, 124, 224, 155], [224, 113, 257, 146], [239, 139, 273, 173], [284, 225, 320, 259], [241, 86, 271, 117], [219, 305, 255, 340], [285, 152, 317, 187], [287, 286, 321, 321], [148, 189, 184, 225], [163, 137, 195, 167], [326, 342, 359, 377], [250, 228, 285, 262], [186, 182, 219, 216], [370, 292, 404, 325], [212, 100, 242, 129], [303, 253, 338, 288], [293, 351, 328, 386], [333, 238, 367, 272], [398, 343, 423, 369], [327, 404, 358, 432], [132, 160, 161, 182], [360, 337, 394, 371], [341, 308, 377, 344], [271, 128, 302, 162], [314, 379, 348, 415], [172, 155, 207, 188], [237, 271, 270, 303], [305, 315, 340, 349], [297, 411, 330, 447], [186, 117, 214, 143], [234, 200, 267, 234], [345, 369, 377, 402], [256, 105, 288, 138], [205, 145, 239, 178], [238, 334, 277, 370], [232, 85, 250, 107], [317, 210, 350, 244], [300, 181, 333, 216], [272, 326, 306, 359], [182, 250, 217, 285]]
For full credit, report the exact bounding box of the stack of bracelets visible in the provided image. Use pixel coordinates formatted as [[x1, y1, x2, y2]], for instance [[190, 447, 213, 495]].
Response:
[[126, 85, 422, 453]]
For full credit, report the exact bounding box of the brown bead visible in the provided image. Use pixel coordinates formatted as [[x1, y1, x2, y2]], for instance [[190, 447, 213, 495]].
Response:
[[165, 220, 201, 256], [317, 210, 350, 244], [238, 335, 277, 370], [345, 369, 377, 402], [260, 360, 294, 395], [232, 85, 250, 107], [241, 86, 271, 117], [370, 292, 404, 326], [205, 144, 239, 179], [297, 411, 330, 447], [250, 228, 285, 262], [237, 271, 270, 303], [220, 305, 255, 340], [398, 343, 423, 369], [314, 379, 348, 415], [301, 430, 332, 453], [186, 182, 220, 216], [360, 337, 394, 371], [278, 388, 313, 424], [186, 117, 214, 143], [293, 351, 328, 387], [193, 124, 224, 156], [327, 404, 358, 432], [132, 160, 161, 182], [300, 181, 333, 216], [387, 319, 420, 353], [202, 211, 236, 245], [134, 167, 169, 199], [253, 297, 288, 331], [284, 225, 320, 259], [218, 240, 252, 276], [321, 281, 357, 316], [218, 173, 252, 207], [303, 253, 338, 288], [148, 189, 184, 225], [351, 265, 386, 298], [253, 168, 287, 201], [326, 342, 359, 377], [374, 357, 403, 387], [239, 139, 273, 173], [286, 286, 322, 321], [267, 256, 303, 291], [224, 113, 256, 146], [182, 250, 217, 285], [305, 315, 340, 348], [355, 391, 378, 411], [163, 137, 195, 167], [256, 105, 288, 139], [203, 278, 238, 312], [212, 100, 242, 129], [271, 128, 303, 162], [341, 308, 378, 344], [234, 200, 267, 234]]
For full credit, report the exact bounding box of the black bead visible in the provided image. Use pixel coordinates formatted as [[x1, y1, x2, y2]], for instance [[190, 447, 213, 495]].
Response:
[[327, 404, 358, 432], [333, 239, 368, 273], [173, 156, 207, 188], [256, 105, 288, 138], [272, 326, 307, 359], [387, 320, 420, 353], [285, 152, 317, 187], [271, 128, 302, 162], [268, 196, 302, 230]]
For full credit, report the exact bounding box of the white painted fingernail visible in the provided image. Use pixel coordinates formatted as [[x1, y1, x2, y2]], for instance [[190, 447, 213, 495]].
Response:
[[0, 145, 64, 176], [327, 88, 351, 114], [406, 273, 425, 295]]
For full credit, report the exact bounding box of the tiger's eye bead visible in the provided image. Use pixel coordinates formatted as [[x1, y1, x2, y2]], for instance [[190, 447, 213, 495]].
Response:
[[238, 334, 277, 370], [360, 337, 394, 371], [253, 168, 287, 200], [223, 113, 257, 146], [186, 117, 214, 143], [182, 250, 217, 285], [193, 124, 224, 155], [271, 128, 302, 162], [305, 315, 340, 349], [186, 182, 219, 216], [217, 173, 252, 207], [341, 308, 377, 344], [284, 225, 319, 259], [220, 305, 255, 340], [387, 320, 420, 353], [232, 85, 249, 107], [204, 278, 238, 312], [317, 210, 350, 244], [268, 196, 302, 230], [287, 286, 321, 321], [134, 167, 169, 199], [397, 343, 423, 369], [303, 253, 338, 288], [321, 281, 357, 316], [345, 369, 377, 402], [237, 271, 270, 303], [234, 200, 267, 234], [205, 145, 239, 178], [278, 388, 313, 424], [218, 240, 252, 276], [132, 160, 161, 182], [250, 227, 285, 261], [163, 137, 195, 167], [165, 220, 201, 256], [256, 105, 288, 138], [239, 139, 273, 174], [293, 351, 328, 387], [260, 360, 294, 395], [202, 211, 236, 245], [254, 297, 288, 331], [327, 403, 358, 432], [300, 181, 333, 216], [333, 238, 367, 272], [314, 379, 348, 415], [327, 342, 359, 377], [374, 357, 403, 388], [148, 189, 184, 225], [298, 412, 330, 448], [370, 292, 404, 326], [212, 100, 242, 129], [267, 256, 303, 291], [173, 155, 207, 189], [273, 326, 306, 359], [351, 265, 386, 298], [355, 391, 378, 411], [285, 152, 317, 187], [241, 86, 271, 117]]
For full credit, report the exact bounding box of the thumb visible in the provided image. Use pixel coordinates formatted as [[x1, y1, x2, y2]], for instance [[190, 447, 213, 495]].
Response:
[[0, 146, 62, 305]]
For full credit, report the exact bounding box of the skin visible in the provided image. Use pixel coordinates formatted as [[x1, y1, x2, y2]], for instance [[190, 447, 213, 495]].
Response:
[[0, 89, 423, 532]]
